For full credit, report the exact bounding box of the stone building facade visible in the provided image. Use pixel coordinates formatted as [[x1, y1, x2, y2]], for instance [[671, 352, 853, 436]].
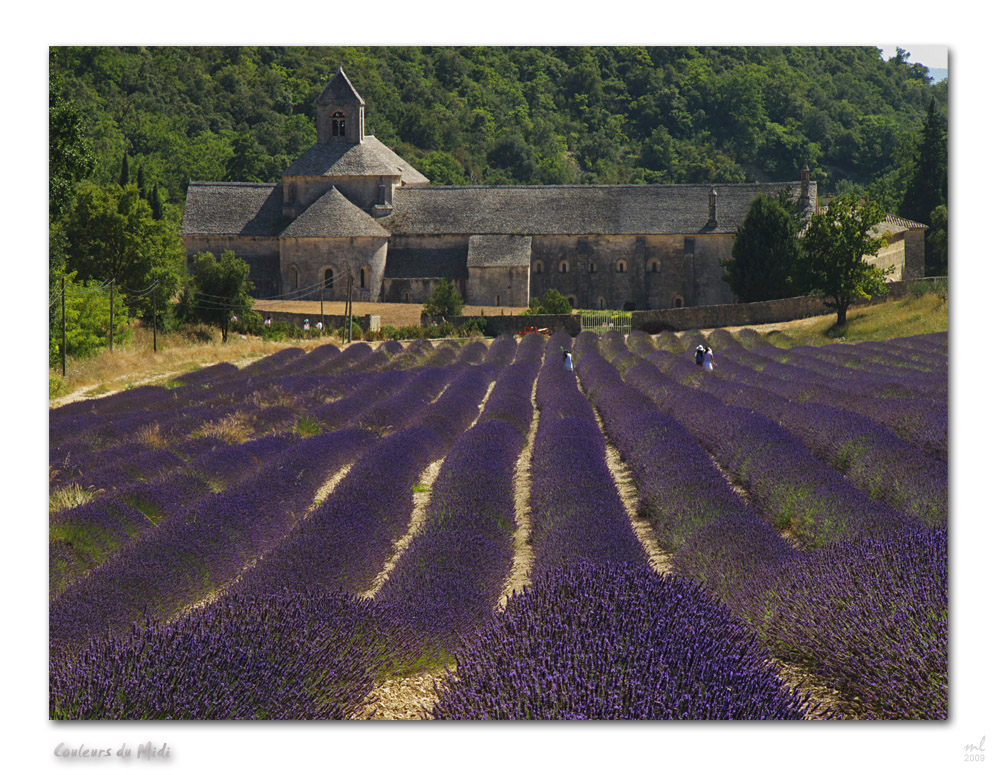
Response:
[[182, 69, 926, 309]]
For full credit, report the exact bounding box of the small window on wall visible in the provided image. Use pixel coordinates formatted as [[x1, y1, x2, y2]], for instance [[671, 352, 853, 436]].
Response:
[[673, 296, 684, 308], [496, 294, 501, 306], [647, 260, 661, 273], [588, 262, 597, 274], [288, 185, 297, 204], [324, 268, 334, 289], [597, 296, 606, 310], [291, 266, 299, 291], [332, 111, 346, 137], [533, 261, 545, 274], [559, 260, 569, 274], [617, 260, 628, 274], [404, 291, 410, 302], [360, 267, 368, 289], [566, 296, 577, 308]]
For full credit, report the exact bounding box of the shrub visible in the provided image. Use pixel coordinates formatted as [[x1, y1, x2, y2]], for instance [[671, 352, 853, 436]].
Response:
[[49, 275, 132, 365], [528, 288, 572, 314], [380, 324, 400, 340], [423, 280, 464, 317]]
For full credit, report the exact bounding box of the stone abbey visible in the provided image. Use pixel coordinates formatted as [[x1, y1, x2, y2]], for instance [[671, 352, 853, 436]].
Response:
[[182, 68, 925, 310]]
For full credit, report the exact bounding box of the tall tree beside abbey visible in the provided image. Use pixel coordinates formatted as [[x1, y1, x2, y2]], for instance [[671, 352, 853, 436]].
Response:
[[48, 45, 947, 277]]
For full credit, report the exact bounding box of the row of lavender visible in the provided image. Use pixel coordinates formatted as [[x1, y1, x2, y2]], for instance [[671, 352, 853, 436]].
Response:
[[571, 331, 947, 718], [50, 337, 520, 718], [431, 335, 811, 720], [49, 339, 482, 595]]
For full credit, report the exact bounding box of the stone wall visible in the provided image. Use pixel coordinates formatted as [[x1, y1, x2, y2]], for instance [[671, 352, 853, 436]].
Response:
[[632, 277, 944, 333], [421, 312, 582, 338], [466, 265, 530, 307], [280, 236, 388, 301]]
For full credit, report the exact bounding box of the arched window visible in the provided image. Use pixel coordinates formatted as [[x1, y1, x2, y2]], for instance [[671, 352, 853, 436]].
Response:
[[496, 294, 501, 306], [559, 260, 569, 274], [290, 265, 299, 291], [324, 268, 334, 289], [597, 296, 606, 310], [533, 261, 545, 274], [588, 262, 597, 274], [332, 111, 346, 137], [617, 260, 628, 274], [359, 267, 368, 289], [566, 295, 577, 308], [647, 260, 660, 273], [404, 290, 410, 302], [673, 295, 684, 308]]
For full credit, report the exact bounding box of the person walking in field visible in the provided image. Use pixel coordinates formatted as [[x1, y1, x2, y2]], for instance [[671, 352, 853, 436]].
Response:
[[303, 318, 310, 331], [563, 349, 574, 372], [695, 345, 705, 367], [703, 346, 715, 372], [315, 320, 323, 332]]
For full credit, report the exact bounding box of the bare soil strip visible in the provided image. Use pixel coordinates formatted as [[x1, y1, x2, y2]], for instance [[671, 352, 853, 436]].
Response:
[[498, 373, 540, 610], [774, 658, 855, 720], [583, 380, 674, 576], [171, 461, 355, 621], [359, 456, 446, 600], [352, 381, 497, 719], [355, 669, 450, 721]]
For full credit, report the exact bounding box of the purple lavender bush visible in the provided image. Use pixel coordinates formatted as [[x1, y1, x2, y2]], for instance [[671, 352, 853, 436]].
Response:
[[432, 564, 811, 720]]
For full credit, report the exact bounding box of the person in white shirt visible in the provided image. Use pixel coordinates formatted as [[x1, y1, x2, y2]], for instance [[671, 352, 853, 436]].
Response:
[[703, 346, 714, 372], [303, 318, 310, 331]]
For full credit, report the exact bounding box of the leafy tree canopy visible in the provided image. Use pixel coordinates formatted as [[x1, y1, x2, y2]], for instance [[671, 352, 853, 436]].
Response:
[[179, 250, 255, 342], [722, 189, 805, 302], [529, 288, 573, 314], [423, 280, 465, 317], [800, 194, 890, 325]]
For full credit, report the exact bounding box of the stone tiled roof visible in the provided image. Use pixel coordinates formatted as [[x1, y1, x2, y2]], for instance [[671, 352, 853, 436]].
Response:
[[181, 182, 285, 237], [317, 68, 364, 106], [280, 186, 390, 239], [383, 246, 468, 279], [466, 235, 532, 267], [382, 182, 815, 236], [282, 136, 429, 184], [882, 213, 929, 231]]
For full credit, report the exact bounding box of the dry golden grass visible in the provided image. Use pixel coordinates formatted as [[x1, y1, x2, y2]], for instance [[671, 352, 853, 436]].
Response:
[[49, 483, 98, 514], [193, 412, 256, 445]]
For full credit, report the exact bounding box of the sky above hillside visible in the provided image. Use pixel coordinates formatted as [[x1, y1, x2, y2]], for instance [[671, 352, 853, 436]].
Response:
[[878, 44, 948, 70]]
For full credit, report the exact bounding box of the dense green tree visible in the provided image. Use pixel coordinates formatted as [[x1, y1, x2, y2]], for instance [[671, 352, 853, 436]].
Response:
[[50, 272, 132, 365], [62, 182, 185, 323], [901, 99, 948, 274], [926, 205, 948, 276], [721, 189, 804, 302], [179, 250, 255, 342], [416, 150, 467, 184], [423, 280, 465, 317], [49, 80, 95, 220], [800, 194, 890, 326], [118, 151, 130, 187]]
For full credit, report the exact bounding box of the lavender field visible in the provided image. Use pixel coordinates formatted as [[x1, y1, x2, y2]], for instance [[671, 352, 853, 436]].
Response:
[[49, 329, 947, 720]]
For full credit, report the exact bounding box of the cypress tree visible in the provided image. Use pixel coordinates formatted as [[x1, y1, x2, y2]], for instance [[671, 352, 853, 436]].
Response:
[[136, 165, 146, 197], [151, 184, 163, 220], [901, 99, 947, 274], [118, 151, 130, 187]]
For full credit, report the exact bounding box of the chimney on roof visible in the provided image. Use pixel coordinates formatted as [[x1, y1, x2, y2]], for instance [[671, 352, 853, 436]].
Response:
[[707, 187, 718, 228]]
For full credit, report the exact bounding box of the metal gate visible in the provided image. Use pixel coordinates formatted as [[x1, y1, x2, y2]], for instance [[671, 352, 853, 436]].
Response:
[[580, 311, 632, 334]]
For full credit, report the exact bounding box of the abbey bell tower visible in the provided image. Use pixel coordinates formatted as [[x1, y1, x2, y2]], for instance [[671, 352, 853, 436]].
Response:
[[316, 66, 365, 144]]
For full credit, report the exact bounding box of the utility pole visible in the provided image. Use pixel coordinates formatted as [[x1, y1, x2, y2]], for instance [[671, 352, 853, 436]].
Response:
[[109, 278, 115, 352], [152, 281, 158, 353], [346, 274, 354, 343], [320, 282, 325, 336], [61, 276, 67, 377], [342, 276, 350, 343]]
